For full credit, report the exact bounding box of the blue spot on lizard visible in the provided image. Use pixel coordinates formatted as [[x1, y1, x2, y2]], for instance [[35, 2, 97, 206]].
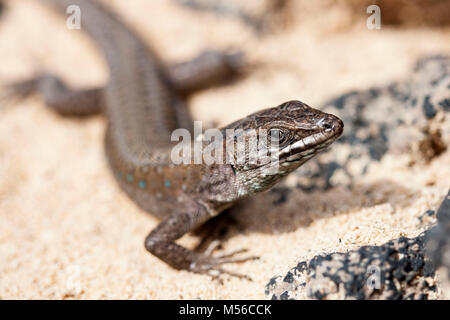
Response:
[[126, 174, 134, 183], [138, 180, 147, 189]]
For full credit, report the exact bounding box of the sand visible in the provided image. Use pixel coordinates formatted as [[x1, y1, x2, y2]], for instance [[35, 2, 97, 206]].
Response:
[[0, 0, 449, 299]]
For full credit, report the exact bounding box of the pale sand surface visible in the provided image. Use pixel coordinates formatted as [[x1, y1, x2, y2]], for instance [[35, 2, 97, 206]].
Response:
[[0, 0, 449, 299]]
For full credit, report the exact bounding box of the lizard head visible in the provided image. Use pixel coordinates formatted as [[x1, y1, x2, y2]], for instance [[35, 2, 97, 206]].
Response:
[[223, 100, 344, 194]]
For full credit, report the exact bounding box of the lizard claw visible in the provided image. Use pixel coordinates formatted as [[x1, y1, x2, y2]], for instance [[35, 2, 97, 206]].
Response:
[[215, 248, 249, 259], [190, 249, 259, 281]]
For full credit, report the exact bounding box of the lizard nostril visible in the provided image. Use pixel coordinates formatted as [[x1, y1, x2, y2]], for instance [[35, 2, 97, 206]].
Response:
[[320, 119, 333, 130]]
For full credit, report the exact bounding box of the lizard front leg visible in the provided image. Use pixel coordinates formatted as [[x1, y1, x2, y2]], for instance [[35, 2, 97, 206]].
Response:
[[2, 73, 104, 117], [144, 204, 258, 279]]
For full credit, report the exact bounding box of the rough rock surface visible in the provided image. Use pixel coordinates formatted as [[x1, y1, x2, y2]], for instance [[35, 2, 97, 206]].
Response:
[[266, 191, 450, 300], [426, 190, 450, 298], [296, 55, 450, 191], [266, 233, 437, 300]]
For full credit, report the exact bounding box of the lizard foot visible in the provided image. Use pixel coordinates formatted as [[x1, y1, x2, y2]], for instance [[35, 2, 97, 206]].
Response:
[[190, 249, 259, 281]]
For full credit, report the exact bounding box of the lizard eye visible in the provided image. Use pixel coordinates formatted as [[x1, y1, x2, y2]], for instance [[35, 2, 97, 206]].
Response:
[[269, 128, 286, 145]]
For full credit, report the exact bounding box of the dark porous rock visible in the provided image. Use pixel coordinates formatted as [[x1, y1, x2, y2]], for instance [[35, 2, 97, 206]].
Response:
[[266, 233, 438, 300], [426, 190, 450, 298], [296, 56, 450, 192], [418, 209, 436, 227]]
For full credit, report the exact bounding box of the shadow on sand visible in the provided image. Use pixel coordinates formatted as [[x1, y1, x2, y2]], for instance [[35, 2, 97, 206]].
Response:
[[193, 179, 418, 250]]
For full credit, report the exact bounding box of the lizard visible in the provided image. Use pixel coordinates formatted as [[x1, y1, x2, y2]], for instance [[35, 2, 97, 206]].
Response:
[[2, 0, 344, 279]]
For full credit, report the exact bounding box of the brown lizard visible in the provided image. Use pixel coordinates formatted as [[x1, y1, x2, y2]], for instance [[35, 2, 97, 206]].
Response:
[[3, 0, 343, 279]]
